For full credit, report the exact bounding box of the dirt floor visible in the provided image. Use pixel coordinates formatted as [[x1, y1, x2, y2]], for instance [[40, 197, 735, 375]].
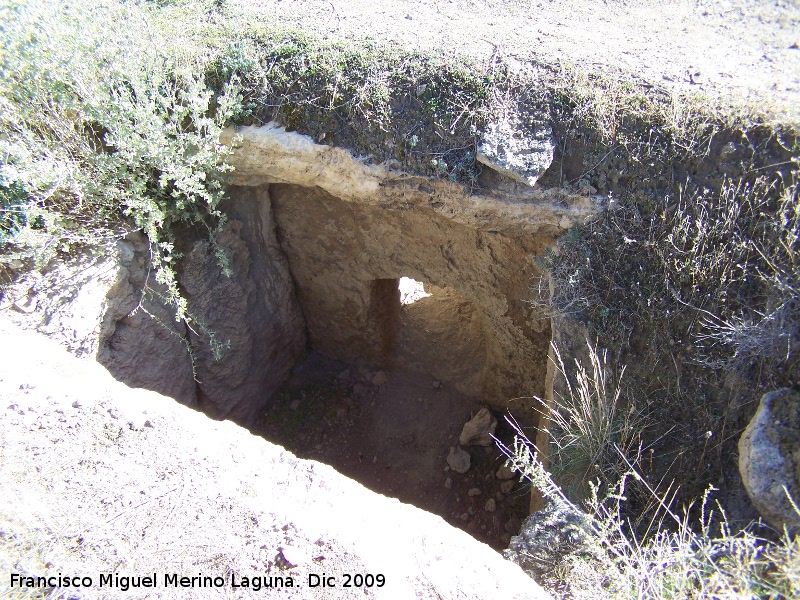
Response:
[[256, 351, 531, 551]]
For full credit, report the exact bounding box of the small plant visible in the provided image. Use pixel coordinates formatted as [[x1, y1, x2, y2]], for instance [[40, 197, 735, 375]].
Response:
[[1, 0, 245, 330], [542, 341, 647, 500], [498, 386, 800, 600]]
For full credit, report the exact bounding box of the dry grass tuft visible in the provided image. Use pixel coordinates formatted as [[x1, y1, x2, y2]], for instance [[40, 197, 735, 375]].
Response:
[[498, 340, 800, 599]]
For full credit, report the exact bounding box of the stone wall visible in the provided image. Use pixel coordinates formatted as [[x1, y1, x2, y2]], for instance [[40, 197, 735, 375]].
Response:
[[270, 183, 552, 417], [3, 188, 306, 426]]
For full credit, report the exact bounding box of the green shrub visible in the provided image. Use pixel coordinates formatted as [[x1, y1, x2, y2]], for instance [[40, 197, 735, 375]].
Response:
[[0, 0, 243, 322]]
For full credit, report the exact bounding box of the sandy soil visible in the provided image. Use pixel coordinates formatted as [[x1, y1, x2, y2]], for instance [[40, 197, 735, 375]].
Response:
[[228, 0, 800, 120]]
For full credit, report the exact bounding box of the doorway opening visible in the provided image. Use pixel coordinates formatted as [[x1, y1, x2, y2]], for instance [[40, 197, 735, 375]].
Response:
[[394, 277, 487, 397]]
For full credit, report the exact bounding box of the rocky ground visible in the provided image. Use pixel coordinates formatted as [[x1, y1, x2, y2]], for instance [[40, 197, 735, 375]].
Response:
[[228, 0, 800, 121]]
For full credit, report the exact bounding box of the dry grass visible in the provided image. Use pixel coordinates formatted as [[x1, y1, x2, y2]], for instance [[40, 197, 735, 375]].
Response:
[[498, 339, 800, 600], [543, 341, 648, 501], [533, 151, 799, 512]]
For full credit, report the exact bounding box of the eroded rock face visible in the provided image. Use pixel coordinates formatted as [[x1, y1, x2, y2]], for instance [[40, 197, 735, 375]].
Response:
[[178, 188, 306, 424], [738, 387, 800, 534], [97, 233, 197, 407], [269, 183, 552, 416], [2, 235, 197, 406], [2, 188, 306, 425], [396, 285, 487, 396]]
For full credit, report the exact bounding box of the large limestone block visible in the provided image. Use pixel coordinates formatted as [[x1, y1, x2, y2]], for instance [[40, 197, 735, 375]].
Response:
[[738, 387, 800, 534], [477, 116, 555, 187]]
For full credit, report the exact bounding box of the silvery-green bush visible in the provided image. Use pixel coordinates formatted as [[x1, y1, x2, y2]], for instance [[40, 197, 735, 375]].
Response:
[[0, 0, 242, 322]]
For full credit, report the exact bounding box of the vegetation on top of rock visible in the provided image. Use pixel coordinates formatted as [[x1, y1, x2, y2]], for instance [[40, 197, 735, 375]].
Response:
[[1, 0, 243, 328]]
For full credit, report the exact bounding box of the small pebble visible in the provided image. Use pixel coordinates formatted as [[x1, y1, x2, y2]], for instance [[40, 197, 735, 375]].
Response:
[[496, 464, 515, 480]]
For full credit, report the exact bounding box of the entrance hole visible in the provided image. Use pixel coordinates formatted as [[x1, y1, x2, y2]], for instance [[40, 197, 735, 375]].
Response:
[[399, 277, 431, 305], [395, 277, 487, 396]]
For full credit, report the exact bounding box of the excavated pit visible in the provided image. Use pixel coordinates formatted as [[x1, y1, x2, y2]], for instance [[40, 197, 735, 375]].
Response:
[[241, 181, 558, 549], [7, 124, 599, 552], [164, 124, 599, 550], [256, 352, 531, 550]]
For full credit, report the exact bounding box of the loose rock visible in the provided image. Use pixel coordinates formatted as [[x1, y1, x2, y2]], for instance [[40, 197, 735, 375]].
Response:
[[477, 115, 555, 187], [504, 500, 596, 580], [484, 499, 496, 513], [459, 407, 497, 447], [447, 446, 471, 474], [468, 488, 482, 497], [496, 464, 515, 480], [371, 371, 388, 386], [500, 480, 516, 494], [738, 387, 800, 534]]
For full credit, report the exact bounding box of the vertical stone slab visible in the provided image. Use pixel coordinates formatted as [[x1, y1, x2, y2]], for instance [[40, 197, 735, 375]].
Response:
[[179, 187, 306, 424], [269, 182, 553, 420]]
